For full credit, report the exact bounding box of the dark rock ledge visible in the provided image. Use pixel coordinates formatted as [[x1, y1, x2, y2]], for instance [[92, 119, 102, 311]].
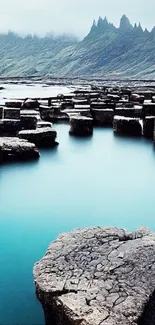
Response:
[[33, 227, 155, 325]]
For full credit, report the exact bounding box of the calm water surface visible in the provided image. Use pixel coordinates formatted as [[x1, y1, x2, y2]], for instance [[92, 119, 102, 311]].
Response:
[[1, 122, 155, 324]]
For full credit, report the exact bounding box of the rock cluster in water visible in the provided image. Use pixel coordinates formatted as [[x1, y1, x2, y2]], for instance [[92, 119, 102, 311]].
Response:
[[34, 227, 155, 325], [2, 82, 155, 161], [39, 84, 155, 138], [0, 99, 58, 162]]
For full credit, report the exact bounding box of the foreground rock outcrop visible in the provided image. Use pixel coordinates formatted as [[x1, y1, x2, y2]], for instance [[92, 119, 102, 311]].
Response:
[[34, 227, 155, 325]]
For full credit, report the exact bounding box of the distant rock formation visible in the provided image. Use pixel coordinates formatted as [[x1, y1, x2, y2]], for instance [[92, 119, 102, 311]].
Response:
[[1, 15, 155, 78], [34, 227, 155, 325]]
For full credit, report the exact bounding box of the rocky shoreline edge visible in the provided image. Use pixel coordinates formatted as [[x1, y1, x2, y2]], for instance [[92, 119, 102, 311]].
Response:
[[33, 227, 155, 325]]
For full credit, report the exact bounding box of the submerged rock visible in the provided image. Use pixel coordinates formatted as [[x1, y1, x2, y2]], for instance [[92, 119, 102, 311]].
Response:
[[33, 227, 155, 325], [0, 137, 39, 161], [113, 116, 142, 136], [69, 116, 93, 136], [18, 127, 57, 147]]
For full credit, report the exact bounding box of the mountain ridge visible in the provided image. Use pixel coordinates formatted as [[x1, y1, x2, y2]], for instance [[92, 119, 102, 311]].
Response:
[[0, 15, 155, 79]]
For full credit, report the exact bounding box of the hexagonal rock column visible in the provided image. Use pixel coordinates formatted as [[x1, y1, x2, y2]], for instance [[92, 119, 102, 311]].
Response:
[[113, 116, 142, 136], [143, 117, 155, 138], [0, 137, 39, 162], [92, 109, 114, 126], [33, 227, 155, 325], [69, 116, 93, 136], [18, 127, 57, 147]]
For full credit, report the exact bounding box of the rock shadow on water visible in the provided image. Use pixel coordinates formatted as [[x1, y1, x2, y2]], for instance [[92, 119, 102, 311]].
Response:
[[0, 155, 40, 167], [69, 132, 93, 139], [39, 142, 59, 156], [113, 132, 143, 140]]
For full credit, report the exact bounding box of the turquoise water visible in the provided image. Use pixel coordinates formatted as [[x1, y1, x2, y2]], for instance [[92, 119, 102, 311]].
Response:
[[1, 123, 155, 325]]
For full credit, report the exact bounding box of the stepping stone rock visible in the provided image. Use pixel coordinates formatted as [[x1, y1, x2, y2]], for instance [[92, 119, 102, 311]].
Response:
[[0, 137, 39, 162], [69, 116, 93, 136], [113, 116, 142, 136], [92, 109, 114, 126], [18, 127, 57, 147]]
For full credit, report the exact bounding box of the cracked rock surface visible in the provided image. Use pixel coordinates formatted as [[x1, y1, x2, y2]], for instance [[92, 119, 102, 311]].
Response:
[[33, 227, 155, 325]]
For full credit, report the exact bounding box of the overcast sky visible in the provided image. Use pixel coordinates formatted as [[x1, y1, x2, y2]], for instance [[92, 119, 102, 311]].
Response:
[[1, 0, 155, 37]]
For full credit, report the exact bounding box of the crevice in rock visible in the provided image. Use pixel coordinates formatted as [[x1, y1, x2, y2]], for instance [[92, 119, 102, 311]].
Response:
[[137, 290, 155, 325]]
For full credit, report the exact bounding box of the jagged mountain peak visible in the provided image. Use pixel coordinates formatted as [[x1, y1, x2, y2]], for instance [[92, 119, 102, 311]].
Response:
[[119, 15, 133, 31], [0, 15, 154, 79], [97, 16, 108, 27]]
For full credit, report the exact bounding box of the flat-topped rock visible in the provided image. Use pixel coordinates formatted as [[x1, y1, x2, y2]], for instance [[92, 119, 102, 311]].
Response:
[[92, 109, 114, 126], [69, 116, 93, 136], [63, 109, 91, 118], [20, 110, 40, 116], [0, 137, 39, 161], [33, 227, 155, 325], [91, 102, 115, 110], [113, 116, 142, 136], [37, 121, 53, 128], [18, 127, 57, 147]]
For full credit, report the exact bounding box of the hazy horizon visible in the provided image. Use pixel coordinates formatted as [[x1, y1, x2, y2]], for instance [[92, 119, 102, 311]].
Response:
[[1, 0, 155, 37]]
